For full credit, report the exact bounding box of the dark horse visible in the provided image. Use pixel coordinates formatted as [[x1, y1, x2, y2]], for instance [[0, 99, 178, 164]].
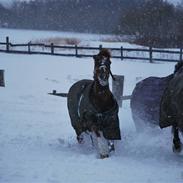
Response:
[[67, 49, 121, 158], [131, 61, 183, 153]]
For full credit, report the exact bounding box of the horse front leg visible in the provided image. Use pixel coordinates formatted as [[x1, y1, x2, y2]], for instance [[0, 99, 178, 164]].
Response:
[[172, 125, 182, 153], [91, 125, 109, 159], [108, 140, 115, 152]]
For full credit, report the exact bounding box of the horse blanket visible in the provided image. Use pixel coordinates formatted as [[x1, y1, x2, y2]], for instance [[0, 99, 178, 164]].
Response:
[[160, 72, 183, 130], [67, 79, 121, 140], [130, 75, 173, 126]]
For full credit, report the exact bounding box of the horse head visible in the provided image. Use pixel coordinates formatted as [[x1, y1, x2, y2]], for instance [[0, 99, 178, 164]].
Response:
[[93, 49, 112, 86]]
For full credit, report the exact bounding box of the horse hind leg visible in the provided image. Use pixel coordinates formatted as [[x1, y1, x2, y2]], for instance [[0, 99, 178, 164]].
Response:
[[172, 125, 182, 153]]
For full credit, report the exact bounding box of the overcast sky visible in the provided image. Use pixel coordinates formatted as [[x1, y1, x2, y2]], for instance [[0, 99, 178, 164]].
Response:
[[0, 0, 31, 7], [0, 0, 182, 8]]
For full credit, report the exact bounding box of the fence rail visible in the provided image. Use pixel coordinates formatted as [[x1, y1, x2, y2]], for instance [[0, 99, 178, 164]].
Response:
[[0, 70, 5, 87], [0, 36, 182, 63]]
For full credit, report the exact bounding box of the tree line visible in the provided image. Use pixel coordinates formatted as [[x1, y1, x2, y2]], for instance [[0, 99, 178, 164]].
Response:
[[1, 0, 183, 47], [0, 0, 141, 33], [119, 0, 183, 47]]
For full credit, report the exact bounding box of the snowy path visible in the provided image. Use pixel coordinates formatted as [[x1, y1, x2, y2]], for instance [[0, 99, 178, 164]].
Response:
[[0, 51, 182, 183]]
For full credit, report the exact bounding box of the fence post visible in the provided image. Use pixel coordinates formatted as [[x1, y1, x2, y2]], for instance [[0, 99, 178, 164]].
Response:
[[121, 46, 123, 60], [28, 42, 31, 53], [6, 36, 9, 52], [112, 75, 124, 107], [149, 46, 153, 63], [0, 70, 5, 87], [180, 48, 182, 62], [51, 43, 54, 54], [75, 45, 78, 57]]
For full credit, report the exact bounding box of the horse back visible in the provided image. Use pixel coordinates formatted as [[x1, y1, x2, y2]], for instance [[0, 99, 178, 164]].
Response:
[[67, 79, 93, 131]]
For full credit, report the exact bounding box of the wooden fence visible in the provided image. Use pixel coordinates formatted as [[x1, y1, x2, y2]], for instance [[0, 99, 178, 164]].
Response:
[[0, 36, 182, 63], [0, 70, 5, 87], [48, 75, 130, 108]]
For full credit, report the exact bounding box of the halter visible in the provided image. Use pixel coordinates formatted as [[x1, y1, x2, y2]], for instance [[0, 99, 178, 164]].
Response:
[[93, 53, 115, 83]]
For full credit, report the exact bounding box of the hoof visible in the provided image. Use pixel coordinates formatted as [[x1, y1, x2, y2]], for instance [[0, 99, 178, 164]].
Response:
[[172, 143, 182, 153], [100, 154, 109, 159], [77, 135, 84, 144]]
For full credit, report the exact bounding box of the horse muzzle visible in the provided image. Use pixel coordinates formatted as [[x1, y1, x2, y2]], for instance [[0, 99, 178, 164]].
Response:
[[98, 76, 109, 86]]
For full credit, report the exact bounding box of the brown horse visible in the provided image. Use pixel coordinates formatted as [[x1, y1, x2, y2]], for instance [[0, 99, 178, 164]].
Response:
[[67, 49, 121, 158], [160, 61, 183, 153]]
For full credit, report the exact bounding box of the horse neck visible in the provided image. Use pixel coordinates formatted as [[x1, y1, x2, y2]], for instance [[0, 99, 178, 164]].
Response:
[[90, 80, 114, 112], [93, 80, 110, 93]]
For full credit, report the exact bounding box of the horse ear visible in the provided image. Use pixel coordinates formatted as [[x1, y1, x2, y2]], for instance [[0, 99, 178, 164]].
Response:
[[174, 61, 183, 73]]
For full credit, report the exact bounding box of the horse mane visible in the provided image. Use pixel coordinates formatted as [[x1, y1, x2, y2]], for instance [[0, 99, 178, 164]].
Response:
[[174, 61, 183, 74], [98, 48, 111, 58], [93, 48, 111, 68]]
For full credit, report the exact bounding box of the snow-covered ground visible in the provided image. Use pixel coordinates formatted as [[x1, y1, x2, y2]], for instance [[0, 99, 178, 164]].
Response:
[[0, 28, 117, 44], [0, 29, 183, 183]]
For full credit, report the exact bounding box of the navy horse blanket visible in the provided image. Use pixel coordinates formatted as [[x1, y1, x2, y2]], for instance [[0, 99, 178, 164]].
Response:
[[160, 72, 183, 130], [130, 75, 173, 127], [67, 79, 121, 140]]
